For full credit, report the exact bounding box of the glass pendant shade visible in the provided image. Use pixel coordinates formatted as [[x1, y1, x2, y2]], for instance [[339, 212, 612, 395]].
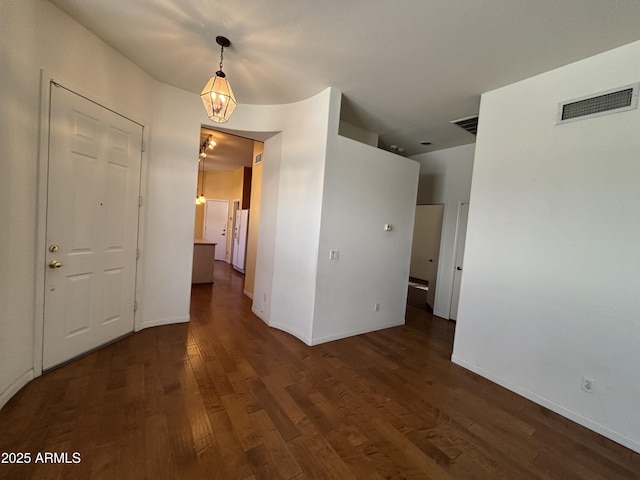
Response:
[[201, 72, 237, 123]]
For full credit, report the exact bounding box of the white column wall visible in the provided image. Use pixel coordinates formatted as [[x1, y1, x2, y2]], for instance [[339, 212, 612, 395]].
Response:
[[251, 133, 283, 324], [212, 90, 333, 344], [313, 132, 419, 343], [452, 40, 640, 453], [139, 84, 202, 328], [217, 88, 419, 346]]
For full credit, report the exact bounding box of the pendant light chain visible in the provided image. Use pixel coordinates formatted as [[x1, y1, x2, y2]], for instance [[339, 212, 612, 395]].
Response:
[[219, 44, 224, 72], [201, 155, 205, 197], [199, 157, 203, 195]]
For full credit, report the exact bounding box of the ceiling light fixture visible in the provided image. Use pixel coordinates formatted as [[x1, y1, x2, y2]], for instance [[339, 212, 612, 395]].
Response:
[[201, 36, 237, 123]]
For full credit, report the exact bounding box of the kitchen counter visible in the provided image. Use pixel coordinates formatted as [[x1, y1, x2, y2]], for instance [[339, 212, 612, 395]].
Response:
[[192, 239, 217, 283]]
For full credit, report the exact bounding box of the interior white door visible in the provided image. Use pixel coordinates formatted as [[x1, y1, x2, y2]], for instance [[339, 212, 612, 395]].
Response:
[[410, 204, 444, 308], [449, 202, 469, 320], [204, 199, 228, 261], [43, 84, 143, 370]]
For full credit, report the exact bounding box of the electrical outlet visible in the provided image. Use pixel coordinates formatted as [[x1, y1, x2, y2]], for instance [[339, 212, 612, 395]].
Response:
[[374, 303, 380, 312], [581, 376, 595, 393]]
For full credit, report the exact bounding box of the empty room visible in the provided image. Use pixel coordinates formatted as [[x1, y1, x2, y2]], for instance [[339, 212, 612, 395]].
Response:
[[1, 1, 639, 478]]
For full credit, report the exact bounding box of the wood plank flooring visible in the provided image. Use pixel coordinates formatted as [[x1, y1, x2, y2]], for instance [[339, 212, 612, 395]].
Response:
[[1, 262, 639, 479]]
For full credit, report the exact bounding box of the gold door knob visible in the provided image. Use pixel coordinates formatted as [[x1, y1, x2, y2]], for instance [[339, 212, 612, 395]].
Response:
[[49, 260, 62, 269]]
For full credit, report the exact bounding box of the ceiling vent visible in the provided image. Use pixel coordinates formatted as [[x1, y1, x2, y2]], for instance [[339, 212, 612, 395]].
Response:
[[558, 83, 639, 124], [451, 115, 479, 135]]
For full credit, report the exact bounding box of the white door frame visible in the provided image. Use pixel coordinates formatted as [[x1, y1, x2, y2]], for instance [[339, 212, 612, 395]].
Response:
[[34, 70, 148, 377]]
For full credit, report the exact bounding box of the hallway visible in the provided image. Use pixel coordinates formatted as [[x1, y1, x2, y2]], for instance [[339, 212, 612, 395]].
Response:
[[0, 262, 638, 479]]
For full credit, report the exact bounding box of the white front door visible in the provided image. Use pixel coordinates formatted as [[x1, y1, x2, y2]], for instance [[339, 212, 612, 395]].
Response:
[[43, 84, 143, 370], [204, 199, 229, 261], [449, 202, 469, 321]]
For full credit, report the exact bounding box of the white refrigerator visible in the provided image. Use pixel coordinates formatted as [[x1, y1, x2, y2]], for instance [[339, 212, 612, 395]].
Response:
[[232, 209, 249, 273]]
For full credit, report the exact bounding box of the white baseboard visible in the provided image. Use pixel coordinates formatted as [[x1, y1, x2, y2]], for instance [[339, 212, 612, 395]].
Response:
[[250, 307, 406, 348], [268, 321, 313, 346], [310, 321, 404, 346], [434, 308, 449, 319], [451, 355, 640, 454], [0, 369, 34, 411], [251, 305, 266, 323], [136, 315, 189, 332], [250, 307, 313, 345]]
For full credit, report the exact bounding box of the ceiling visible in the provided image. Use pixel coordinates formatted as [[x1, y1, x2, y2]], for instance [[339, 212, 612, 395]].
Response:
[[199, 129, 255, 172], [50, 0, 640, 156]]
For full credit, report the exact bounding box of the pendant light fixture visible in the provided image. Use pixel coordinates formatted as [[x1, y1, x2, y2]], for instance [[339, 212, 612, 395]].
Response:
[[201, 36, 237, 123]]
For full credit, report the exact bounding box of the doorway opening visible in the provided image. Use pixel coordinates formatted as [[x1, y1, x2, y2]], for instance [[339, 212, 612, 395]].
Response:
[[191, 127, 263, 297], [408, 204, 444, 312]]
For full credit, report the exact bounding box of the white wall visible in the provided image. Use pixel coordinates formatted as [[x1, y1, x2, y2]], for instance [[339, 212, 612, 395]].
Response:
[[139, 83, 202, 328], [338, 120, 379, 147], [313, 132, 419, 343], [411, 144, 475, 319], [452, 41, 640, 453], [0, 0, 198, 408]]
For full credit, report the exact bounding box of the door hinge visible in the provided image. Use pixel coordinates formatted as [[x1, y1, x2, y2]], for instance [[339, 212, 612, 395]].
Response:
[[138, 195, 143, 206], [136, 249, 141, 260], [134, 300, 138, 312]]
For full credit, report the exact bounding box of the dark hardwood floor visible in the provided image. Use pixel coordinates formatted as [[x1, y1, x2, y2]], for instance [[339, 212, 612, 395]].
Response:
[[1, 262, 639, 479]]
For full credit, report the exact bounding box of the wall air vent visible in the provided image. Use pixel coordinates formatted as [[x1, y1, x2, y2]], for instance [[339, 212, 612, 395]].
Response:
[[254, 153, 263, 165], [558, 83, 639, 124], [450, 115, 479, 136]]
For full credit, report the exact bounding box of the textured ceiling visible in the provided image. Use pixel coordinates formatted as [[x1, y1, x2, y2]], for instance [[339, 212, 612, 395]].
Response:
[[50, 0, 640, 155]]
